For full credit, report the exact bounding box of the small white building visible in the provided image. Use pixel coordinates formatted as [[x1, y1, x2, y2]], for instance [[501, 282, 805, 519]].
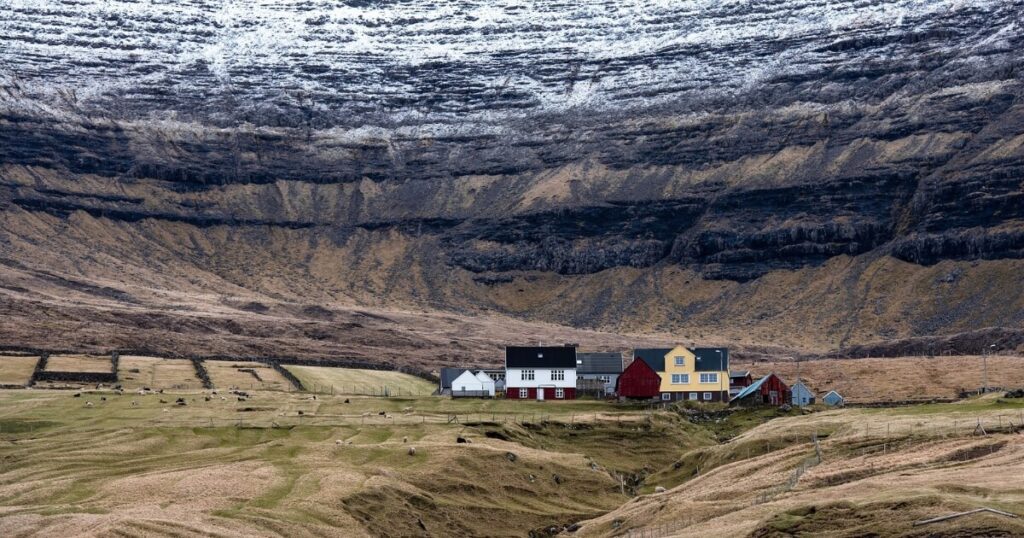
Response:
[[474, 371, 496, 397], [450, 370, 495, 398]]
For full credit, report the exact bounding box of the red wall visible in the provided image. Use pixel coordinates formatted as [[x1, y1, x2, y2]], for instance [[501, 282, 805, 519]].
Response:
[[758, 374, 790, 405], [505, 387, 576, 400], [617, 359, 661, 399]]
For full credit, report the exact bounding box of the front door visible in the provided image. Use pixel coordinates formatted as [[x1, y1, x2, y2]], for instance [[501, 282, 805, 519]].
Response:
[[536, 388, 545, 401]]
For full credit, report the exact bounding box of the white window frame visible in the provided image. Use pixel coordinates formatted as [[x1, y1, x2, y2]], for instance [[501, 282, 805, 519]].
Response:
[[551, 369, 564, 381], [555, 388, 564, 399], [598, 375, 610, 383], [671, 374, 690, 384], [661, 393, 671, 401], [688, 393, 699, 401], [519, 388, 528, 399], [522, 370, 535, 381], [703, 392, 713, 401], [674, 356, 684, 366], [699, 373, 719, 384]]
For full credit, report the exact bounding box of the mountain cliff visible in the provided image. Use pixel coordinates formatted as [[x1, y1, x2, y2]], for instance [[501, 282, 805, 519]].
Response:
[[2, 0, 1023, 362]]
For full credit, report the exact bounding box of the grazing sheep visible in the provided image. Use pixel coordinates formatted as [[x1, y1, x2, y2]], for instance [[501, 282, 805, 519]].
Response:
[[220, 396, 227, 401], [408, 447, 417, 456], [343, 398, 350, 404], [73, 393, 81, 398], [204, 396, 211, 402], [159, 399, 168, 404], [403, 436, 408, 443], [100, 397, 106, 401], [456, 436, 470, 444], [85, 401, 93, 407], [402, 407, 413, 412], [654, 486, 667, 493], [335, 439, 343, 445]]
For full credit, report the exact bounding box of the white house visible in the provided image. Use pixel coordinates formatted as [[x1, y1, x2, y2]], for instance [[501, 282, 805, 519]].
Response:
[[450, 370, 493, 398], [505, 346, 578, 400]]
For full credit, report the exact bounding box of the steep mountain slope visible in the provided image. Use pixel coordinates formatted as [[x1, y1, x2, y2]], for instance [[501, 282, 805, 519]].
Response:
[[1, 0, 1023, 360]]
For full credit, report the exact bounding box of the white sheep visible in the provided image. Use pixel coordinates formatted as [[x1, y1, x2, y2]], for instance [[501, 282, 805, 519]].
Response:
[[408, 447, 416, 456], [85, 401, 93, 407]]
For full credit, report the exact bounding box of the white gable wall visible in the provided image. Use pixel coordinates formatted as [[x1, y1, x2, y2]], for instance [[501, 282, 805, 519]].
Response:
[[506, 368, 576, 389], [452, 370, 485, 392]]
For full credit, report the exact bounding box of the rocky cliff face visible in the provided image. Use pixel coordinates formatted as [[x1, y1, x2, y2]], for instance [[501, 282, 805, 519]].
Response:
[[1, 0, 1023, 358]]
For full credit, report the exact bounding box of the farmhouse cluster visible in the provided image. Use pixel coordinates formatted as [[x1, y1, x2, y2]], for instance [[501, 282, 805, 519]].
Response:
[[438, 345, 844, 406]]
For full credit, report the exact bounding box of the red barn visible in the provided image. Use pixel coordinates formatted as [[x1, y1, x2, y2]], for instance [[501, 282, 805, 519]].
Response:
[[616, 358, 661, 399], [730, 373, 789, 407]]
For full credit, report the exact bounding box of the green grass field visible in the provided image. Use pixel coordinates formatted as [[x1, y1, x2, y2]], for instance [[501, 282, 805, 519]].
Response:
[[285, 365, 437, 396]]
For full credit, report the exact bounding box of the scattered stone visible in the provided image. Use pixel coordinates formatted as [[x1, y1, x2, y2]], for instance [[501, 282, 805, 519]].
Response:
[[505, 452, 518, 463], [100, 397, 106, 401], [403, 436, 408, 443], [159, 399, 168, 404], [378, 411, 386, 416], [565, 523, 581, 533], [175, 397, 186, 406], [73, 393, 81, 398], [344, 398, 350, 403], [456, 436, 470, 444], [298, 410, 304, 415], [552, 474, 563, 485], [779, 404, 793, 412], [204, 396, 211, 402]]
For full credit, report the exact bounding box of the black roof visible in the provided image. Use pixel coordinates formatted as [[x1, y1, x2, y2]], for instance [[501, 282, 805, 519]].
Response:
[[577, 352, 623, 374], [693, 348, 729, 371], [505, 346, 577, 368], [633, 348, 671, 372]]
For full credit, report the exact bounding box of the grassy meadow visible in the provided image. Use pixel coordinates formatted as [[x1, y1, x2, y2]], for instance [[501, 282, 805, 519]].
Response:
[[1, 365, 1023, 536], [285, 366, 436, 396]]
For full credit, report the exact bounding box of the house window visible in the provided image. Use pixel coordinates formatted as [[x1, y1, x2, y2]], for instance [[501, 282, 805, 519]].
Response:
[[671, 374, 690, 384], [674, 356, 684, 366], [598, 375, 610, 383], [688, 393, 699, 401], [703, 392, 713, 401], [661, 393, 671, 401], [522, 370, 535, 381], [519, 388, 528, 398], [555, 388, 564, 399], [700, 373, 719, 384], [551, 370, 564, 381]]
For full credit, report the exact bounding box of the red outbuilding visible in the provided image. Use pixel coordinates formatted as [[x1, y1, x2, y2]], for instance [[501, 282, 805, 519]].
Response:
[[616, 358, 662, 399], [730, 373, 790, 407]]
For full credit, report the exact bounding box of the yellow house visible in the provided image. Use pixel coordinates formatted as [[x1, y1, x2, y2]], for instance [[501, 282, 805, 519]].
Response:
[[632, 346, 730, 402]]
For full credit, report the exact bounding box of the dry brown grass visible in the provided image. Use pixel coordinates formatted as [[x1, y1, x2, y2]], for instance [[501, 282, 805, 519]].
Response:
[[44, 354, 112, 373], [733, 355, 1024, 403], [204, 361, 293, 391], [0, 355, 38, 385], [117, 355, 202, 390], [576, 398, 1024, 537]]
